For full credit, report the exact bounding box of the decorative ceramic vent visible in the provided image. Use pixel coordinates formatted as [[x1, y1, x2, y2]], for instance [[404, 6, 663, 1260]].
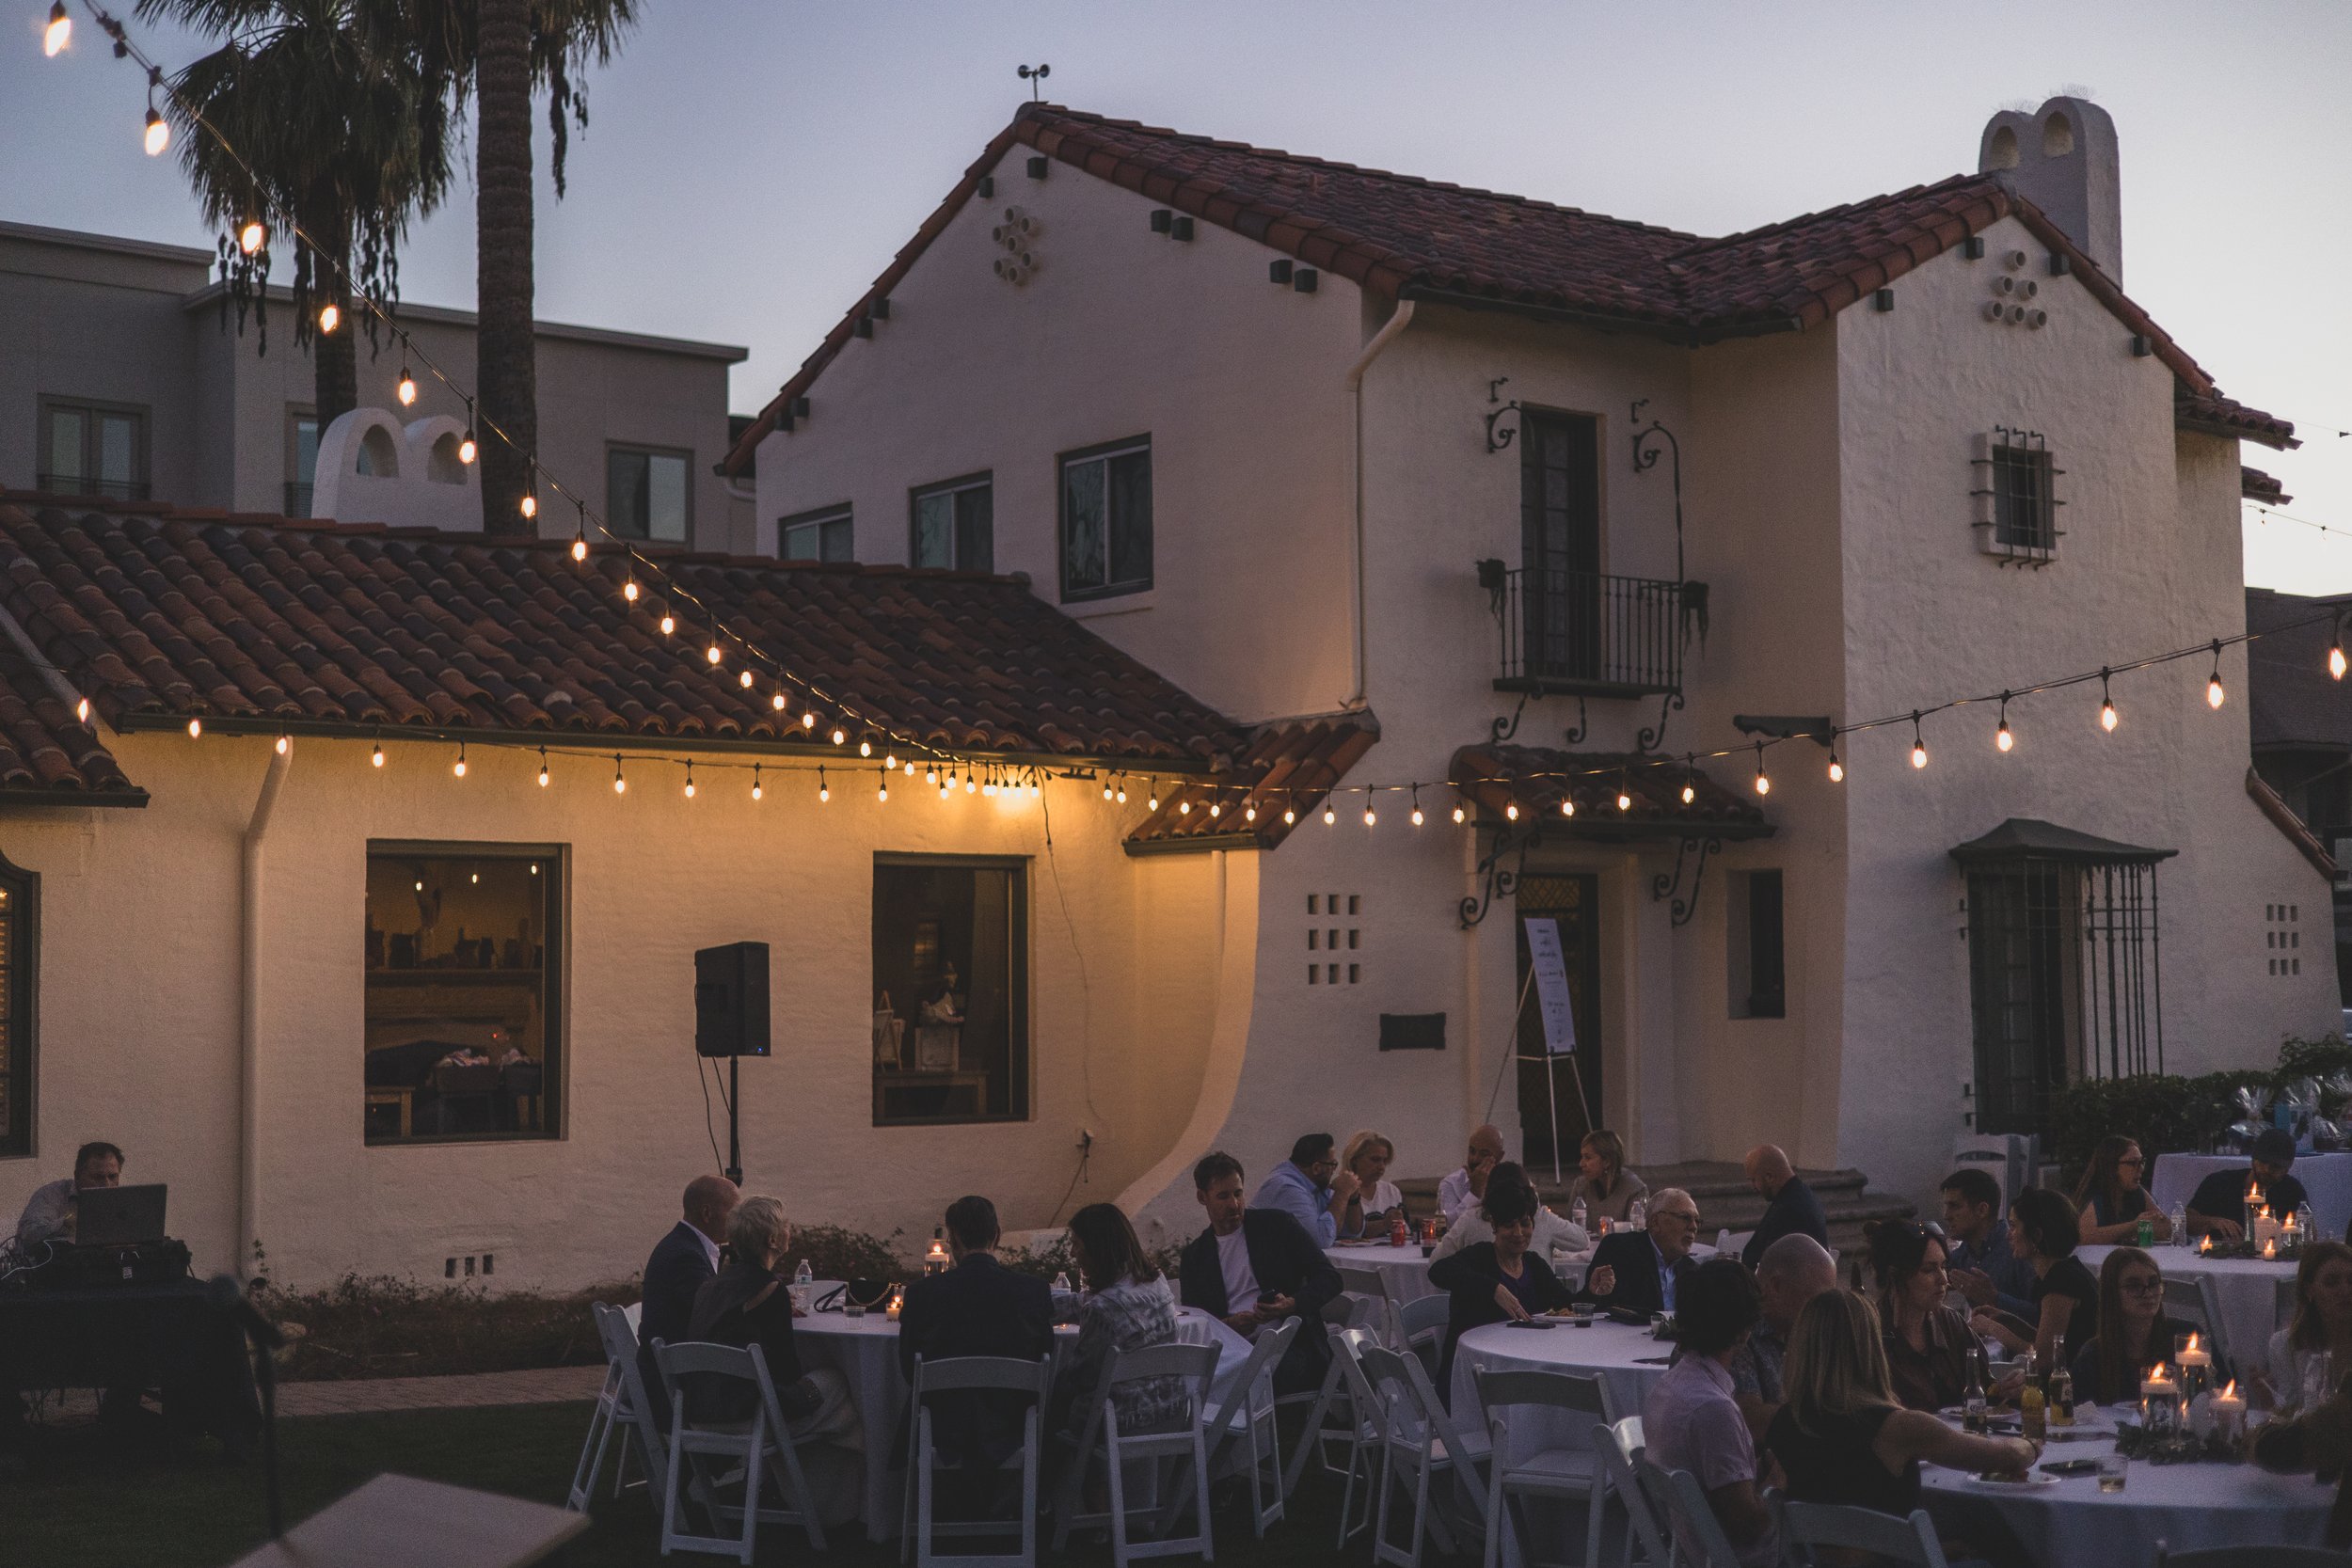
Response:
[[991, 205, 1042, 286]]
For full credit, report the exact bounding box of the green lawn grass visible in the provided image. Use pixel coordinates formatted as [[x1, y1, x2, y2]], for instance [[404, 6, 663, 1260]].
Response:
[[8, 1402, 1414, 1567]]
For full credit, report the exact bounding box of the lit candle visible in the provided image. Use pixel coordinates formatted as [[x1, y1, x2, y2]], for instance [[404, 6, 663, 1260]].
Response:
[[885, 1284, 904, 1323], [2256, 1205, 2283, 1246], [2198, 1232, 2214, 1255], [2212, 1379, 2246, 1442], [2177, 1333, 2210, 1374], [2140, 1366, 2180, 1433], [2265, 1235, 2279, 1260]]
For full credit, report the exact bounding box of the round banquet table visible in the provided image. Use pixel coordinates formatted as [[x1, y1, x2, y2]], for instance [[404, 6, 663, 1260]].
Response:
[[1918, 1407, 2332, 1565], [2078, 1244, 2296, 1380], [2153, 1151, 2352, 1240], [1448, 1317, 1673, 1432], [1325, 1243, 1446, 1309], [791, 1290, 1249, 1541]]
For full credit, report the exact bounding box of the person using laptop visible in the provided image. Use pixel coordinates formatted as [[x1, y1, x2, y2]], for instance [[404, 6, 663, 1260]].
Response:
[[12, 1140, 124, 1248]]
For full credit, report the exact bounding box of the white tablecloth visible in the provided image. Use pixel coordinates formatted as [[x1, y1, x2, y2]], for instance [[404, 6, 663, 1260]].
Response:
[[2079, 1244, 2296, 1378], [1920, 1408, 2332, 1565], [2153, 1151, 2352, 1238], [1448, 1318, 1672, 1432], [792, 1289, 1248, 1540], [1325, 1243, 1443, 1307]]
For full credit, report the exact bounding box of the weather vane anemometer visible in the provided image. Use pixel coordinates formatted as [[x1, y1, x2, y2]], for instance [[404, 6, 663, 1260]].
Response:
[[1018, 62, 1050, 101]]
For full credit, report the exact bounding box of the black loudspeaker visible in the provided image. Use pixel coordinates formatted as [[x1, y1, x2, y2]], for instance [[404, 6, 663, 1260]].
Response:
[[694, 942, 771, 1057]]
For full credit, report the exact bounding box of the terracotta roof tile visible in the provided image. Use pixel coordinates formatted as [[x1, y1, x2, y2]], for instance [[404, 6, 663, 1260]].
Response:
[[1450, 745, 1772, 840], [1123, 716, 1378, 854], [0, 636, 142, 802], [2181, 390, 2298, 451], [0, 499, 1245, 770], [2242, 467, 2294, 507]]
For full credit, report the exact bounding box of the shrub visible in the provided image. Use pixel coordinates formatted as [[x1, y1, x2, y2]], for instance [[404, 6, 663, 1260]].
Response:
[[255, 1273, 624, 1382], [2042, 1032, 2350, 1189], [779, 1224, 904, 1284]]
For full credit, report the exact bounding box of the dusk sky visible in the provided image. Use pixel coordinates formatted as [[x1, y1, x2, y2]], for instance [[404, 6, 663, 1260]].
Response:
[[6, 0, 2346, 590]]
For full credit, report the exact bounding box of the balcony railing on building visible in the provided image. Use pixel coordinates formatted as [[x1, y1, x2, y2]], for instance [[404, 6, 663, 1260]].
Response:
[[34, 473, 150, 502], [1479, 562, 1698, 698]]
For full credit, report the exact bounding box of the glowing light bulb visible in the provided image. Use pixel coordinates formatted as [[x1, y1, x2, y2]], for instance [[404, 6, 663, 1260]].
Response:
[[2207, 674, 2226, 709], [143, 108, 168, 157], [1323, 806, 1337, 825], [879, 780, 889, 802], [771, 692, 787, 712], [396, 370, 417, 406], [457, 432, 477, 465], [660, 613, 676, 637], [1362, 805, 1375, 827], [187, 717, 201, 738], [1911, 740, 1928, 769], [2333, 643, 2347, 681], [738, 671, 753, 689], [1996, 719, 2013, 752], [831, 727, 846, 746], [706, 644, 723, 665], [571, 536, 588, 562], [1680, 782, 1695, 804], [75, 695, 92, 723], [453, 752, 467, 778], [613, 766, 626, 794], [273, 734, 288, 755], [1616, 790, 1631, 812], [964, 777, 977, 795], [372, 741, 385, 768], [519, 493, 537, 521], [43, 2, 71, 56], [1561, 798, 1575, 817], [1245, 803, 1258, 821], [1452, 805, 1465, 824], [752, 777, 763, 800], [818, 780, 830, 802], [803, 712, 817, 731], [2101, 698, 2118, 733], [538, 756, 550, 787], [1411, 805, 1424, 827], [683, 776, 695, 799], [1148, 789, 1159, 810], [1828, 755, 1845, 783], [1115, 784, 1126, 803], [1504, 802, 1518, 821], [1754, 770, 1770, 797], [885, 753, 898, 771], [858, 739, 872, 757], [1028, 782, 1040, 799], [238, 219, 266, 255], [1103, 781, 1114, 800], [623, 578, 639, 602], [317, 303, 340, 334], [1178, 800, 1191, 816], [1283, 807, 1296, 825]]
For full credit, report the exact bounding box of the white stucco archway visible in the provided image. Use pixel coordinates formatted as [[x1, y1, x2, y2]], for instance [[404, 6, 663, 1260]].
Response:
[[310, 408, 481, 531]]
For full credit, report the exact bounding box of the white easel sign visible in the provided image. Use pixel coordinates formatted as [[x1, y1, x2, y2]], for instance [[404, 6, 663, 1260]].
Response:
[[1523, 917, 1577, 1055]]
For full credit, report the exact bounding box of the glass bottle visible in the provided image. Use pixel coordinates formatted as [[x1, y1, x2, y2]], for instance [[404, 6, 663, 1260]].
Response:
[[2019, 1372, 2047, 1442], [2169, 1201, 2188, 1247], [1627, 1196, 1647, 1230], [2049, 1362, 2075, 1427], [1964, 1349, 1990, 1435], [1571, 1195, 1589, 1232]]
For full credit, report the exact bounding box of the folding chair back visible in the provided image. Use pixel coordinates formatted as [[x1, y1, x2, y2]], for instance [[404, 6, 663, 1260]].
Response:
[[2162, 1275, 2230, 1367], [1396, 1292, 1452, 1380], [906, 1354, 1052, 1568], [1591, 1421, 1668, 1566], [1336, 1263, 1395, 1340], [1202, 1316, 1298, 1538], [1635, 1459, 1744, 1568], [1472, 1368, 1616, 1568], [567, 1301, 661, 1512], [1057, 1340, 1219, 1567], [1781, 1501, 1947, 1568], [1359, 1341, 1490, 1568], [652, 1339, 767, 1564]]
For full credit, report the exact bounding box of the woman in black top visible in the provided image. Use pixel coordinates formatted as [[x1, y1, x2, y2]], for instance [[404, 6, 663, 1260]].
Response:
[[1425, 1165, 1572, 1391], [1971, 1186, 2097, 1372], [684, 1195, 830, 1427], [1870, 1220, 1976, 1411], [1767, 1291, 2036, 1519], [2068, 1245, 2220, 1404]]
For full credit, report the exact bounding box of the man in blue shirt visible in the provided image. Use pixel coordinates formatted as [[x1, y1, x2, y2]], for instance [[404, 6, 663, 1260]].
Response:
[[1250, 1132, 1359, 1246], [1941, 1167, 2038, 1319]]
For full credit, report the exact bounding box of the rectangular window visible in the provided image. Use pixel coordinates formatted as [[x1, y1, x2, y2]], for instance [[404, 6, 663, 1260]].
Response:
[[1726, 870, 1786, 1019], [911, 473, 993, 571], [872, 857, 1027, 1125], [364, 844, 563, 1145], [1973, 428, 2062, 562], [0, 856, 36, 1158], [288, 408, 319, 516], [780, 504, 854, 562], [39, 399, 148, 500], [608, 445, 691, 544], [1058, 436, 1152, 600]]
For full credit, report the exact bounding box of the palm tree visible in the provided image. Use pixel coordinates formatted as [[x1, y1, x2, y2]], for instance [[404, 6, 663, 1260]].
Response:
[[403, 0, 640, 534], [140, 0, 453, 429]]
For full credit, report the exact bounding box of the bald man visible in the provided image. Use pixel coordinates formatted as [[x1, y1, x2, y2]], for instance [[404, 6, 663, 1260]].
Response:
[[1438, 1125, 1508, 1223], [639, 1175, 739, 1429], [1731, 1233, 1838, 1437], [1740, 1145, 1828, 1270]]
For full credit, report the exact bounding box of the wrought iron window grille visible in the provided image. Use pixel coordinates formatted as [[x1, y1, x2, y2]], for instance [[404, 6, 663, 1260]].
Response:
[[1969, 427, 2065, 566]]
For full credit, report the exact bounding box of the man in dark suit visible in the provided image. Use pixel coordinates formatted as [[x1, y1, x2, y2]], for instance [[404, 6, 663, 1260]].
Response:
[[898, 1195, 1055, 1479], [638, 1174, 739, 1430], [1577, 1185, 1701, 1318], [1740, 1145, 1829, 1269], [1178, 1151, 1342, 1395]]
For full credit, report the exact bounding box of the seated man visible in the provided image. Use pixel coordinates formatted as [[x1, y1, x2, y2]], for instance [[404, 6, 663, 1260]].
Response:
[[638, 1174, 739, 1431], [1179, 1152, 1341, 1395], [1642, 1257, 1776, 1567], [1740, 1145, 1828, 1269], [1433, 1164, 1588, 1260], [1437, 1124, 1507, 1223], [2187, 1128, 2309, 1241], [1577, 1186, 1701, 1317], [13, 1140, 124, 1249], [1251, 1132, 1358, 1248], [1941, 1167, 2038, 1320], [898, 1196, 1055, 1475], [1728, 1233, 1837, 1438]]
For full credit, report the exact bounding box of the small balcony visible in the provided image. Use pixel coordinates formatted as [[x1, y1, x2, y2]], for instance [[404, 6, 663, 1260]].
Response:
[[1479, 561, 1701, 698]]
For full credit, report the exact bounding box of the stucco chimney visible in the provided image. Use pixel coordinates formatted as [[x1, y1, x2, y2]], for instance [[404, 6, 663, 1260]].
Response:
[[1978, 96, 2121, 284]]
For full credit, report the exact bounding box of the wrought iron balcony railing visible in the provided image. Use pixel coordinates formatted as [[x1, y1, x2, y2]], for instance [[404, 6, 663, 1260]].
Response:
[[1479, 561, 1699, 698], [34, 473, 150, 501]]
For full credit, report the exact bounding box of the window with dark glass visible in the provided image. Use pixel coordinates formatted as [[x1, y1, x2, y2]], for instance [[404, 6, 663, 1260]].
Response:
[[0, 851, 36, 1159], [1993, 439, 2055, 550], [871, 856, 1027, 1125], [288, 407, 319, 516], [39, 398, 148, 500], [609, 445, 691, 543], [912, 474, 993, 571], [1726, 870, 1786, 1019], [1058, 436, 1151, 600], [364, 844, 563, 1144], [781, 504, 853, 562]]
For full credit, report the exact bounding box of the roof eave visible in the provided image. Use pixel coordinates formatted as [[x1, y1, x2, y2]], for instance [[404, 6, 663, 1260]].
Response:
[[0, 786, 149, 809], [2180, 416, 2300, 452]]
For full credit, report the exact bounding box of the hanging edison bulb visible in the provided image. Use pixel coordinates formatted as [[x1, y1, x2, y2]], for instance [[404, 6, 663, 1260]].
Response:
[[2332, 639, 2348, 681], [316, 303, 341, 335], [660, 613, 676, 637], [457, 428, 477, 466], [453, 746, 468, 779], [1323, 804, 1337, 825], [612, 756, 627, 794], [1827, 751, 1845, 783], [396, 368, 418, 406], [1452, 803, 1466, 824], [1996, 717, 2014, 752], [706, 644, 723, 666], [1561, 797, 1575, 817], [1362, 802, 1376, 827], [238, 219, 267, 255], [519, 491, 538, 521], [43, 1, 71, 56], [75, 695, 91, 724], [372, 739, 385, 768], [1282, 806, 1296, 825], [143, 107, 169, 157], [2206, 643, 2227, 709], [187, 717, 202, 738], [1753, 743, 1771, 796], [1504, 801, 1519, 821], [683, 765, 696, 799], [771, 691, 787, 712], [1911, 738, 1928, 769], [274, 734, 289, 755], [752, 766, 764, 800], [623, 578, 640, 603], [739, 670, 754, 689], [537, 749, 550, 787]]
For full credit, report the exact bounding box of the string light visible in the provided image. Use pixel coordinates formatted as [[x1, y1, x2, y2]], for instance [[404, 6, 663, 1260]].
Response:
[[1827, 745, 1844, 784], [752, 764, 763, 800], [964, 773, 977, 795], [2332, 629, 2348, 681], [519, 488, 537, 522], [1561, 796, 1575, 817], [371, 737, 384, 768], [1147, 780, 1160, 811], [1909, 712, 1928, 770], [803, 712, 817, 731], [623, 578, 639, 603], [1323, 804, 1337, 825], [237, 218, 265, 255], [1115, 778, 1127, 803], [1245, 801, 1258, 822], [831, 727, 847, 746], [274, 733, 289, 754], [1103, 777, 1114, 800], [396, 365, 417, 406], [571, 501, 589, 562], [1282, 806, 1296, 825], [706, 643, 723, 666], [818, 767, 829, 803], [317, 303, 340, 334], [453, 744, 467, 779], [43, 2, 70, 56], [457, 399, 477, 466], [738, 670, 753, 689], [683, 763, 696, 799], [771, 691, 787, 713], [1362, 799, 1376, 827], [1616, 768, 1632, 813], [878, 769, 889, 802], [1995, 693, 2014, 753], [142, 91, 167, 154], [76, 695, 90, 724], [1207, 799, 1221, 817], [187, 716, 201, 737], [884, 751, 898, 770], [1753, 742, 1770, 797], [1681, 754, 1696, 805], [1452, 803, 1466, 824], [2206, 640, 2226, 709], [1178, 799, 1191, 816], [612, 754, 626, 794], [858, 738, 872, 757], [1504, 801, 1518, 821], [2099, 668, 2119, 733], [1410, 786, 1424, 827], [537, 748, 549, 787]]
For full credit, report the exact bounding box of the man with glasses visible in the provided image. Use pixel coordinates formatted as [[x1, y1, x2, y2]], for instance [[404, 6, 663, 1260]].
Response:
[[1577, 1186, 1702, 1317], [1250, 1132, 1359, 1247], [1942, 1168, 2038, 1320]]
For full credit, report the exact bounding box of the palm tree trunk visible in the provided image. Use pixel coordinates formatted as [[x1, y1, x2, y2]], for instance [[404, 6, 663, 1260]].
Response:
[[309, 214, 359, 432], [474, 0, 536, 535]]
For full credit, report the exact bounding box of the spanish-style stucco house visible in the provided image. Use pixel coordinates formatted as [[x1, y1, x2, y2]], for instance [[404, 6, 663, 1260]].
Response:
[[724, 95, 2333, 1243]]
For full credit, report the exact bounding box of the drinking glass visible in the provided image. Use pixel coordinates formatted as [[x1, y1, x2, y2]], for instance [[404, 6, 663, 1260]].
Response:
[[2097, 1452, 2127, 1493]]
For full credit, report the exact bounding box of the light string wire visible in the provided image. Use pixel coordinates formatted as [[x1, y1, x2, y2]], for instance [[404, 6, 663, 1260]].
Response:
[[47, 6, 2352, 817]]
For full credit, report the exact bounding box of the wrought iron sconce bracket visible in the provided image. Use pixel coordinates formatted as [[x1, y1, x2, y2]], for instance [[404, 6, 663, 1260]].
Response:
[[1649, 832, 1724, 928], [1460, 819, 1544, 929], [1486, 378, 1525, 454]]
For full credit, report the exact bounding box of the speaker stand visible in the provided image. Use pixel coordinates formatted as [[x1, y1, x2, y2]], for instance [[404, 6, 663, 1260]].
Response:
[[725, 1053, 743, 1185]]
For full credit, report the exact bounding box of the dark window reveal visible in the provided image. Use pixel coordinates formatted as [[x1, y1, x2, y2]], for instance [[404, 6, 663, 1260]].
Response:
[[609, 446, 691, 543], [0, 851, 37, 1158], [1059, 437, 1152, 600], [872, 858, 1027, 1125], [1993, 439, 2056, 551], [1727, 870, 1786, 1019], [38, 398, 148, 500], [781, 504, 854, 562], [912, 474, 993, 571]]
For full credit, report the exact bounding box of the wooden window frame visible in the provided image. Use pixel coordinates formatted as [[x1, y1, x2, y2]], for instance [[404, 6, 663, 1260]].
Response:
[[871, 852, 1030, 1128]]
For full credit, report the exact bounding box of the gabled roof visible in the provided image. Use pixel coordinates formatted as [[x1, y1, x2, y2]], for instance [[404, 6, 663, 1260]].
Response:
[[0, 497, 1247, 774], [726, 103, 2292, 475], [1947, 817, 2174, 864], [1122, 716, 1379, 855], [1449, 745, 1772, 842]]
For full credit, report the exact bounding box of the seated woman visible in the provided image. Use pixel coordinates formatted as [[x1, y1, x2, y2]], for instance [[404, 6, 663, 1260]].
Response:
[[1565, 1129, 1648, 1228], [1972, 1187, 2097, 1374], [1049, 1202, 1184, 1439], [2072, 1134, 2173, 1246], [1426, 1164, 1574, 1390], [1339, 1130, 1405, 1238], [2259, 1240, 2352, 1410], [1768, 1291, 2040, 1528], [2069, 1245, 2218, 1404], [685, 1196, 857, 1442], [1870, 1220, 1978, 1411]]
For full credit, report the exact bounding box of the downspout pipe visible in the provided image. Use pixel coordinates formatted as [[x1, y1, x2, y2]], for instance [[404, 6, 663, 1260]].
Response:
[[240, 739, 293, 1279], [1343, 299, 1415, 709]]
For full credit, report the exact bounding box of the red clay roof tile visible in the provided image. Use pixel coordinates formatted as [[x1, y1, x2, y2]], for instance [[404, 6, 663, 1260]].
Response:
[[1123, 717, 1378, 854]]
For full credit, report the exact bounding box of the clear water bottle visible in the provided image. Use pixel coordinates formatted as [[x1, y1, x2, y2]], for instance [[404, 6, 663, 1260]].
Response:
[[793, 1258, 814, 1287], [1570, 1195, 1589, 1232], [1628, 1196, 1647, 1230], [789, 1257, 814, 1314], [1052, 1271, 1073, 1293], [2169, 1201, 2189, 1246]]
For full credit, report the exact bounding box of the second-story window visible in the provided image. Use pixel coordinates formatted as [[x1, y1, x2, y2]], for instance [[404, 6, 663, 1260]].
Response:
[[1059, 436, 1152, 600], [781, 503, 853, 562], [288, 408, 319, 516], [609, 446, 691, 543], [1973, 428, 2063, 563], [912, 473, 993, 571], [40, 399, 148, 500]]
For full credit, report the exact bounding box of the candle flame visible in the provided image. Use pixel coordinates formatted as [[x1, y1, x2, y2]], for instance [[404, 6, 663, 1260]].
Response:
[[2260, 1205, 2273, 1220], [2186, 1331, 2200, 1353], [2198, 1233, 2213, 1253], [2221, 1380, 2237, 1399]]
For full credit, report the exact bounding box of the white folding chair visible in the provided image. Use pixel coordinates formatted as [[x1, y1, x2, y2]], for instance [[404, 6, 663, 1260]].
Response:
[[652, 1338, 829, 1563], [1051, 1341, 1219, 1566], [1474, 1367, 1617, 1568], [1197, 1316, 1299, 1539], [1780, 1501, 1947, 1568], [1396, 1294, 1451, 1385], [1634, 1458, 1742, 1568], [903, 1354, 1051, 1568], [1281, 1321, 1368, 1497], [623, 1298, 644, 1338], [1361, 1341, 1490, 1568], [2162, 1275, 2232, 1368], [1591, 1419, 1668, 1568], [1321, 1326, 1391, 1548], [567, 1301, 663, 1511], [1337, 1263, 1395, 1341]]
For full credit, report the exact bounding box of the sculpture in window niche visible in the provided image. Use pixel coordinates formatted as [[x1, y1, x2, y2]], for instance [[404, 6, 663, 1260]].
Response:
[[915, 962, 965, 1070]]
